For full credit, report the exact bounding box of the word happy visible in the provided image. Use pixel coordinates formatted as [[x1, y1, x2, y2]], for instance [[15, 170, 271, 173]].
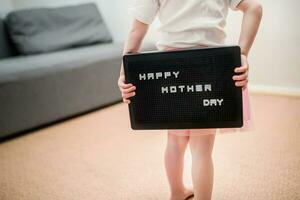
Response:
[[139, 71, 180, 80]]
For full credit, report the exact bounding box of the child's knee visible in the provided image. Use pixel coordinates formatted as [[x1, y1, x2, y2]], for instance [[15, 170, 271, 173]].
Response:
[[167, 130, 189, 149], [189, 134, 215, 159]]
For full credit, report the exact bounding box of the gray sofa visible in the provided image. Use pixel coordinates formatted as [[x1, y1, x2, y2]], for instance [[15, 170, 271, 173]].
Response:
[[0, 5, 154, 140]]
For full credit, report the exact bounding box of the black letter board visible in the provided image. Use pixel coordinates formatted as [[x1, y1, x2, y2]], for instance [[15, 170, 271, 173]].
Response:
[[123, 46, 243, 130]]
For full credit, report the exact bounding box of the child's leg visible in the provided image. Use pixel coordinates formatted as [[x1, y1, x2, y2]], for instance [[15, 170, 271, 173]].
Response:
[[189, 129, 216, 200], [165, 130, 193, 200]]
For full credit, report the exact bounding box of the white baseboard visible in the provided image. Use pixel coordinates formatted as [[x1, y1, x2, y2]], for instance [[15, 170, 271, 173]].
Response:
[[248, 84, 300, 97]]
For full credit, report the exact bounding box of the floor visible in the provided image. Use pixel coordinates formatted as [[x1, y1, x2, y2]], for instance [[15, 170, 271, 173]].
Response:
[[0, 93, 300, 200]]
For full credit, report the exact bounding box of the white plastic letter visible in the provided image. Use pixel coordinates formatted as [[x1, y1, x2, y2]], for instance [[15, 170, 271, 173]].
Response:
[[156, 72, 162, 79], [164, 72, 171, 79], [211, 99, 217, 106], [173, 71, 180, 78], [178, 85, 185, 92], [148, 73, 154, 80], [139, 74, 146, 80], [204, 84, 212, 91], [203, 99, 210, 106], [195, 85, 203, 92], [217, 99, 224, 106], [161, 86, 169, 94], [170, 86, 177, 93], [187, 85, 194, 92]]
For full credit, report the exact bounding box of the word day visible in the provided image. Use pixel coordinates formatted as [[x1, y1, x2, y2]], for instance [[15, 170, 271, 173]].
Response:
[[203, 99, 224, 106]]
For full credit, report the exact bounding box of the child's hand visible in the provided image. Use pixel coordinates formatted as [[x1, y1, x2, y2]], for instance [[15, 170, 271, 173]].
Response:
[[232, 54, 249, 90], [118, 74, 136, 104]]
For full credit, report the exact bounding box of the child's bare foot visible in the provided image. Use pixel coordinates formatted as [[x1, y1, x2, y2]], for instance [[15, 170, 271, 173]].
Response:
[[170, 187, 194, 200]]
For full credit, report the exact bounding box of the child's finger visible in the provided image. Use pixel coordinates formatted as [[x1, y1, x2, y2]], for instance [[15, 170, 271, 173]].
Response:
[[120, 83, 133, 89], [235, 79, 248, 87], [123, 98, 131, 104], [122, 86, 136, 93], [118, 81, 133, 89], [232, 73, 247, 81], [122, 92, 136, 99], [234, 65, 248, 73]]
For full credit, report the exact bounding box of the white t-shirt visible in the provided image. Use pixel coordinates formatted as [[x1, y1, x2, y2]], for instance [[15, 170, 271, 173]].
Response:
[[129, 0, 243, 50]]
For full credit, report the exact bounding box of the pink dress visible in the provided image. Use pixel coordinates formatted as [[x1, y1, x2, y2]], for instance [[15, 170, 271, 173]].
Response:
[[162, 45, 254, 136]]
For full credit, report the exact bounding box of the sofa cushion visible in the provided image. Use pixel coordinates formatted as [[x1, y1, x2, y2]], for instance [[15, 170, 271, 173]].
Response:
[[0, 42, 156, 84], [0, 42, 125, 83], [0, 18, 17, 59], [5, 3, 113, 55]]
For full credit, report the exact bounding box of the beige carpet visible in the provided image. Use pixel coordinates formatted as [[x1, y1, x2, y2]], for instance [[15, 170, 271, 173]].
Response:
[[0, 93, 300, 200]]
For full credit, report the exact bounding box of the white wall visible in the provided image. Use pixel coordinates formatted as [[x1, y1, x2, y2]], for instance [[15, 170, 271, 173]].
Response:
[[0, 0, 13, 17], [11, 0, 128, 42], [10, 0, 158, 43], [225, 0, 300, 93], [8, 0, 300, 94]]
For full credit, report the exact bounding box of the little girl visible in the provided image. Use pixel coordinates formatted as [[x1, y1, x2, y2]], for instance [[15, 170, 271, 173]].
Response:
[[118, 0, 262, 199]]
